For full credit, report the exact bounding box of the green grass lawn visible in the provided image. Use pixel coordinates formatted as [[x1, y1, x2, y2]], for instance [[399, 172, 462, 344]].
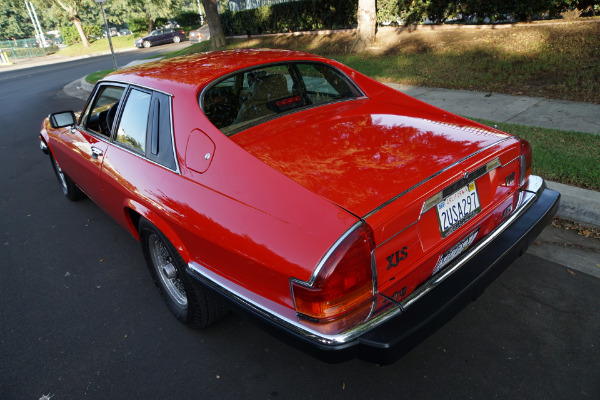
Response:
[[474, 119, 600, 191], [86, 69, 115, 84], [57, 35, 139, 57]]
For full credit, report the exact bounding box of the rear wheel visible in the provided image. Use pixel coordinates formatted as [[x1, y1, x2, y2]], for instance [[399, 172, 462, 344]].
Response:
[[138, 218, 229, 328], [143, 40, 151, 48], [173, 36, 181, 43], [50, 154, 85, 201]]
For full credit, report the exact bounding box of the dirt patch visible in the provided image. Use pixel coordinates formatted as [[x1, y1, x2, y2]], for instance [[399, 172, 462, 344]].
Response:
[[233, 19, 600, 103]]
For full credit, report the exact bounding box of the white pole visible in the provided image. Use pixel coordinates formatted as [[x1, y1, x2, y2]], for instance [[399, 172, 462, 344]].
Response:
[[24, 0, 42, 45], [196, 0, 203, 25], [29, 1, 48, 47]]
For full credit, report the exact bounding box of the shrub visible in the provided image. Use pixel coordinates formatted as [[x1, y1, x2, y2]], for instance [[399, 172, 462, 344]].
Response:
[[155, 17, 169, 27], [379, 0, 598, 25], [60, 25, 102, 45], [128, 17, 148, 34], [220, 0, 357, 35], [177, 11, 202, 26]]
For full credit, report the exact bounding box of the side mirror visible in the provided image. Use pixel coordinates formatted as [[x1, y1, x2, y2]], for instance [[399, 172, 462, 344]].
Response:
[[49, 111, 76, 129]]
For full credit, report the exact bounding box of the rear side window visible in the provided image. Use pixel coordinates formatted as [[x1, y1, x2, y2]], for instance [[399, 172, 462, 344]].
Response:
[[116, 88, 152, 153], [201, 62, 361, 136]]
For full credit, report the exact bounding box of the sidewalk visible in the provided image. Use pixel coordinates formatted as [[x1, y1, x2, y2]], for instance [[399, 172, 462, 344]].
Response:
[[386, 83, 600, 135]]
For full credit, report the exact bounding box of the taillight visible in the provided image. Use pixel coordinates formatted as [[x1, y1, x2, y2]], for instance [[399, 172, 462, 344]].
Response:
[[519, 139, 532, 186], [291, 222, 376, 322]]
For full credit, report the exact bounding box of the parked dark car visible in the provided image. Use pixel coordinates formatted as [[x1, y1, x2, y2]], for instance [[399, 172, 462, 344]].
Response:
[[135, 28, 185, 48]]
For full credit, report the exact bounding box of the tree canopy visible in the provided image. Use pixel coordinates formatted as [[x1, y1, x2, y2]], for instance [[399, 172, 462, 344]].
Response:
[[0, 0, 36, 39]]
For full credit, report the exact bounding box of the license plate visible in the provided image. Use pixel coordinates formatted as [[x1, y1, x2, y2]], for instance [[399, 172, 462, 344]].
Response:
[[433, 228, 480, 275], [436, 182, 481, 238]]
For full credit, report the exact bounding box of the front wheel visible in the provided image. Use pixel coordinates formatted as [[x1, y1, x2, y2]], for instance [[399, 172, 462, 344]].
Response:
[[138, 219, 229, 328], [173, 36, 181, 43], [50, 154, 85, 201], [143, 40, 151, 48]]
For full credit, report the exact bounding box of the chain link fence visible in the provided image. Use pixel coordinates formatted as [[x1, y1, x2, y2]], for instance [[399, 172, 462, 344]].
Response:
[[0, 38, 59, 60]]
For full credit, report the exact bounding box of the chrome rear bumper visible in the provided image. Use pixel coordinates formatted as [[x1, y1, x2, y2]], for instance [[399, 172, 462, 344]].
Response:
[[187, 176, 559, 363]]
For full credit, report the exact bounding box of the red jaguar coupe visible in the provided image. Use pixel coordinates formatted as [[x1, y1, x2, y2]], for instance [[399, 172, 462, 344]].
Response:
[[40, 49, 559, 363]]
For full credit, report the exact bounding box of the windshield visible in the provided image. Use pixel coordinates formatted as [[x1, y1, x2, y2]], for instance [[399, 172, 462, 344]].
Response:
[[201, 62, 362, 136]]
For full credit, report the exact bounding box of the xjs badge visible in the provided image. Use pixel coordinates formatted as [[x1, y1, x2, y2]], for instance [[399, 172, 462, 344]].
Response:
[[386, 247, 408, 270]]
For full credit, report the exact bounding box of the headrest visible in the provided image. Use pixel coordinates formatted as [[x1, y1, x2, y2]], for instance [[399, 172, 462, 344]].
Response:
[[251, 74, 289, 101]]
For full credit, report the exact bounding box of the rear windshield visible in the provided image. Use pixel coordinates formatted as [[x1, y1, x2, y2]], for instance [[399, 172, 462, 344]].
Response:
[[201, 62, 362, 136]]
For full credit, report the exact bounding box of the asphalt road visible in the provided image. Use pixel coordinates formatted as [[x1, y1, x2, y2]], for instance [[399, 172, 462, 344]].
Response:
[[1, 49, 599, 400]]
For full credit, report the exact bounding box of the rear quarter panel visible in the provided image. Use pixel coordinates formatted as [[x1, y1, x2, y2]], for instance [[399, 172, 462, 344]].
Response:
[[100, 87, 358, 309]]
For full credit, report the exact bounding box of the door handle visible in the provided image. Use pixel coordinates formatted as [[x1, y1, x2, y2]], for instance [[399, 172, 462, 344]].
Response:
[[91, 147, 103, 159]]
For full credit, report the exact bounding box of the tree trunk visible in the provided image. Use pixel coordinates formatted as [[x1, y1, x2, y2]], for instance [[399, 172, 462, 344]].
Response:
[[201, 0, 226, 50], [147, 11, 154, 35], [54, 0, 90, 47], [71, 16, 90, 48], [352, 0, 377, 52]]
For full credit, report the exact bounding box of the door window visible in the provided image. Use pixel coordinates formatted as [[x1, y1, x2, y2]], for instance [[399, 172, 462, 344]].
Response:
[[82, 85, 125, 137]]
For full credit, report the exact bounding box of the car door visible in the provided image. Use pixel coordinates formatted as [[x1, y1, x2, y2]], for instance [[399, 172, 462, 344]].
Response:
[[51, 83, 126, 207], [162, 29, 174, 43], [100, 86, 179, 229], [154, 29, 167, 44]]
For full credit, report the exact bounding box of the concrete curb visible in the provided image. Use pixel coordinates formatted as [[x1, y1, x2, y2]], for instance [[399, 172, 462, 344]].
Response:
[[547, 182, 600, 229]]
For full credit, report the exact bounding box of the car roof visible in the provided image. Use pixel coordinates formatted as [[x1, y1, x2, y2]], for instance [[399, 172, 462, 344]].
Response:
[[106, 49, 330, 94]]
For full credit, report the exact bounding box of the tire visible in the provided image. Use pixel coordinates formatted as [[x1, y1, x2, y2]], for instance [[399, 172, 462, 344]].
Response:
[[173, 36, 181, 43], [50, 154, 85, 201], [143, 40, 151, 48], [138, 218, 229, 328]]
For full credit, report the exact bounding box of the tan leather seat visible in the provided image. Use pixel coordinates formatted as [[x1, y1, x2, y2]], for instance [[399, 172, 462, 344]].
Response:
[[235, 74, 290, 124]]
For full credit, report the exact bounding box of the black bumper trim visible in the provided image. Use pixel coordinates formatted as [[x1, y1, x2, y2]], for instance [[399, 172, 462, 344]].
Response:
[[188, 187, 560, 364], [355, 187, 560, 363]]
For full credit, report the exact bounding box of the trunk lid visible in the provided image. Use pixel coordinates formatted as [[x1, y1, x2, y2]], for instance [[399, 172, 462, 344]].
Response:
[[232, 98, 511, 218]]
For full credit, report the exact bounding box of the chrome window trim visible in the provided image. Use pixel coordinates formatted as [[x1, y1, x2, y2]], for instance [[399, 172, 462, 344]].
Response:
[[363, 137, 513, 219], [220, 97, 367, 137], [84, 80, 180, 175], [187, 175, 546, 347], [198, 60, 367, 136], [78, 81, 128, 138], [101, 79, 174, 97], [166, 94, 181, 174], [199, 60, 365, 108]]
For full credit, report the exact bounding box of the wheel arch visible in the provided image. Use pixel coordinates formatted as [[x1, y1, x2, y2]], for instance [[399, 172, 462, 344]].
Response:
[[124, 200, 191, 263]]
